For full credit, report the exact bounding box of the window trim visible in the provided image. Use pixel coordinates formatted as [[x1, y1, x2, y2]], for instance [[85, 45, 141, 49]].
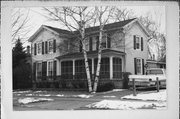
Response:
[[136, 58, 143, 75], [48, 39, 54, 54], [37, 42, 42, 55]]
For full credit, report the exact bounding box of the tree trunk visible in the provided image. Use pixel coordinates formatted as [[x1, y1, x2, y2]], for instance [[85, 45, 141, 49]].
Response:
[[82, 44, 93, 92], [93, 28, 103, 92], [81, 24, 92, 92]]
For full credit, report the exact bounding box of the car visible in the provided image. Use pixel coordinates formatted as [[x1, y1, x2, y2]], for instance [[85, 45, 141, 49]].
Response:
[[128, 68, 166, 88]]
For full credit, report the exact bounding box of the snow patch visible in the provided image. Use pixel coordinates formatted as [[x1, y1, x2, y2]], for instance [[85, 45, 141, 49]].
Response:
[[86, 100, 166, 110], [39, 94, 51, 97], [13, 90, 31, 94], [122, 90, 166, 101], [73, 94, 93, 98], [103, 96, 116, 98], [18, 98, 54, 104], [56, 94, 64, 97]]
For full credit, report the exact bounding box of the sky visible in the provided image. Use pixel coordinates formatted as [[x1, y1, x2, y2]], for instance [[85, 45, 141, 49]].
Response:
[[12, 6, 165, 46]]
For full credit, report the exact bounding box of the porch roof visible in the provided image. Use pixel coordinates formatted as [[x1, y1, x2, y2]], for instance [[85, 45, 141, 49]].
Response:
[[56, 49, 125, 60]]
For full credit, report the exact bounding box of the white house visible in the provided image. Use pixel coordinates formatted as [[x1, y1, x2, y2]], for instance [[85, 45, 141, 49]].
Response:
[[28, 18, 150, 89]]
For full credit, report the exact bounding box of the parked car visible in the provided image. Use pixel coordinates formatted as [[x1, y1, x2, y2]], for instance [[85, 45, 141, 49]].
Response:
[[128, 68, 166, 88]]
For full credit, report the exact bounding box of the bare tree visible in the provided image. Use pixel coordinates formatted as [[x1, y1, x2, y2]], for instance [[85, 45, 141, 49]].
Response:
[[12, 8, 31, 44], [92, 6, 116, 92], [112, 7, 134, 22], [43, 6, 96, 92]]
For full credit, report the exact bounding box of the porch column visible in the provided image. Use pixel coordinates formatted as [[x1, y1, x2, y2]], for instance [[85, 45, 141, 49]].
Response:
[[73, 59, 75, 79], [110, 56, 113, 80], [92, 58, 94, 80], [56, 60, 60, 75], [59, 60, 61, 75]]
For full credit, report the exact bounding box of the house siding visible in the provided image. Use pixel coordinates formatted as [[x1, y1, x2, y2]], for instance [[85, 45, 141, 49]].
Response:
[[125, 22, 148, 74]]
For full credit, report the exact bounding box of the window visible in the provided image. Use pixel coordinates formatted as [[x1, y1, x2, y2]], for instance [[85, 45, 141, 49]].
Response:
[[134, 35, 143, 51], [89, 37, 93, 51], [75, 59, 92, 79], [48, 40, 53, 53], [136, 58, 142, 74], [113, 58, 122, 78], [37, 43, 42, 55], [94, 58, 110, 79], [37, 62, 42, 78], [101, 35, 107, 48], [48, 61, 53, 76], [61, 61, 73, 79]]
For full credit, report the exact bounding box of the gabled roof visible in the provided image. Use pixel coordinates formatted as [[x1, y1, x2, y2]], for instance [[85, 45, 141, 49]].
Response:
[[28, 18, 150, 42], [44, 25, 72, 35]]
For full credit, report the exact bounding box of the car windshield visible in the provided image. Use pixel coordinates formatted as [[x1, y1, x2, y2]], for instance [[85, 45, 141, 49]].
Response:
[[147, 69, 163, 75]]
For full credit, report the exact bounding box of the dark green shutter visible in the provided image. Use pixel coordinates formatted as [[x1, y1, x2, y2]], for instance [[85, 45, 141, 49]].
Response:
[[42, 42, 44, 54], [133, 35, 136, 50], [134, 58, 137, 74], [53, 60, 57, 77], [107, 34, 111, 48], [45, 41, 48, 54], [34, 43, 37, 55], [96, 36, 99, 51], [79, 41, 82, 52], [42, 61, 47, 80], [142, 59, 144, 74], [141, 37, 143, 51], [33, 62, 36, 81], [53, 39, 56, 53]]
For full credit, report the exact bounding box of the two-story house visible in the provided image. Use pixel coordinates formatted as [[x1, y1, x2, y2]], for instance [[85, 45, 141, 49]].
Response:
[[28, 18, 150, 88]]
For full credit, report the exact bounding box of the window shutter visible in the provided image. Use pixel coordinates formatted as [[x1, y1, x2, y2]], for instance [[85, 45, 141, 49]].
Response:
[[34, 43, 37, 55], [141, 37, 143, 51], [79, 41, 82, 52], [42, 61, 47, 80], [42, 42, 44, 54], [53, 60, 57, 78], [33, 62, 36, 81], [134, 58, 137, 74], [89, 37, 92, 51], [45, 41, 48, 54], [142, 59, 145, 75], [133, 35, 136, 50], [53, 39, 56, 53], [96, 36, 99, 51], [107, 34, 111, 48]]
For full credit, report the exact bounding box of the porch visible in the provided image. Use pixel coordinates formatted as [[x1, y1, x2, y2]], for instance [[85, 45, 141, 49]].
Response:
[[34, 49, 128, 90]]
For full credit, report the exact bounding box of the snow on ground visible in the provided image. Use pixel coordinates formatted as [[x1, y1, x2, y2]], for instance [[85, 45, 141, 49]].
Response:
[[56, 94, 64, 97], [18, 97, 54, 104], [101, 89, 127, 94], [38, 94, 51, 97], [13, 90, 31, 94], [121, 90, 166, 101], [86, 100, 166, 110], [103, 96, 116, 98], [72, 94, 93, 98]]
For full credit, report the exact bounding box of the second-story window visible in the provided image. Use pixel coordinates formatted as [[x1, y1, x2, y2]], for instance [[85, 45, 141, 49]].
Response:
[[48, 40, 53, 53], [134, 35, 143, 51], [37, 43, 42, 55]]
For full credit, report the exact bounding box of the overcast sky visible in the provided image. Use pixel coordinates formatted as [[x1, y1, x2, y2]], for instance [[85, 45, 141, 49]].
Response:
[[13, 6, 165, 45]]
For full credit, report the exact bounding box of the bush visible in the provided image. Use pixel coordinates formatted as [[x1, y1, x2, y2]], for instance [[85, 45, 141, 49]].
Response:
[[123, 72, 132, 89], [97, 82, 115, 92], [13, 63, 32, 89]]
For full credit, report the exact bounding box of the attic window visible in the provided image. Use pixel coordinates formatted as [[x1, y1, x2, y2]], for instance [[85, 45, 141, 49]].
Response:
[[48, 40, 53, 53], [37, 43, 42, 55]]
